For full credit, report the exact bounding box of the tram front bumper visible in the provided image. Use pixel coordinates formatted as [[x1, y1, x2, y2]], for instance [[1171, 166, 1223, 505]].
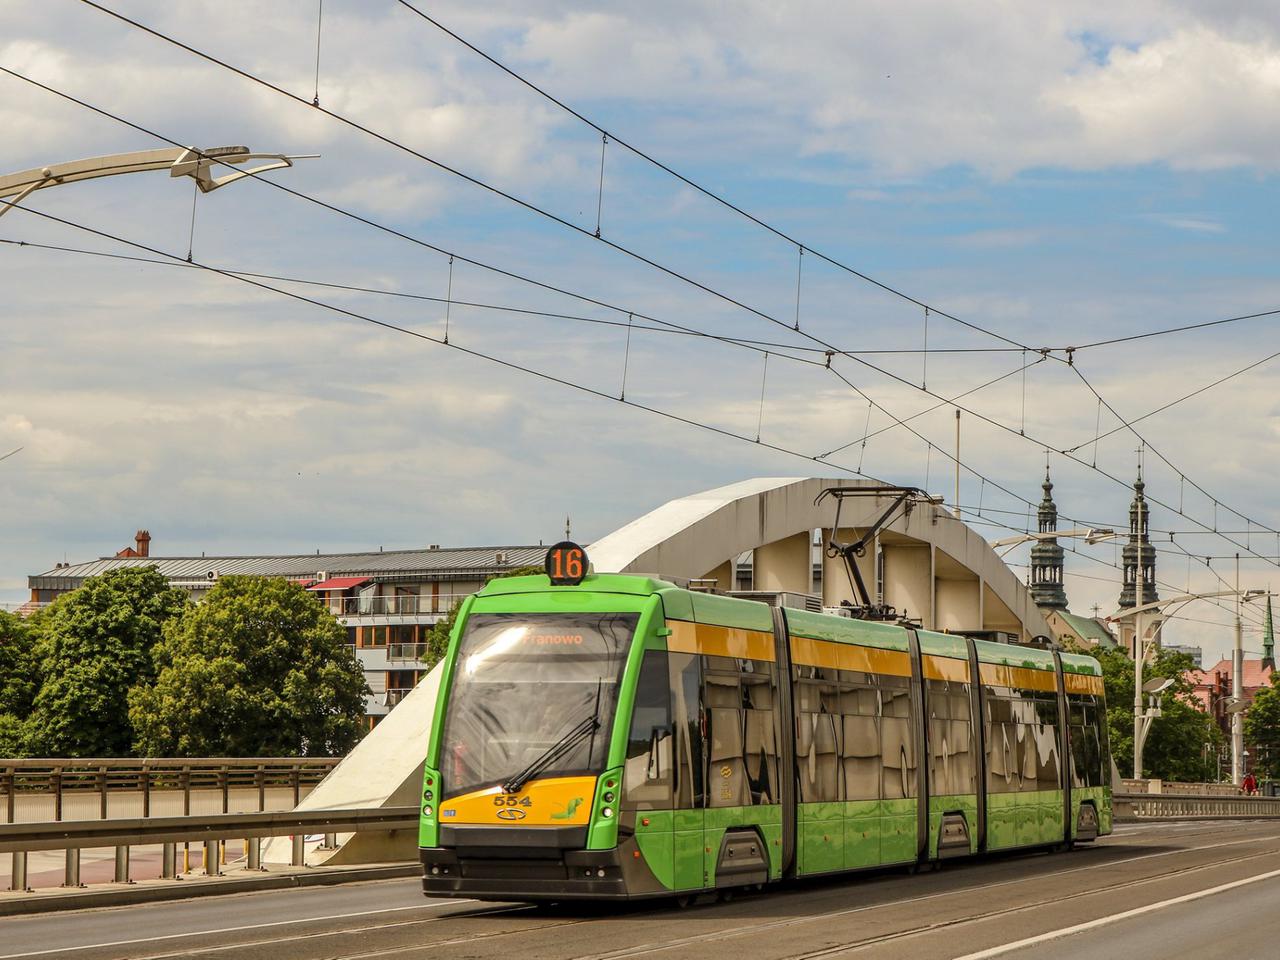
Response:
[[419, 845, 628, 900]]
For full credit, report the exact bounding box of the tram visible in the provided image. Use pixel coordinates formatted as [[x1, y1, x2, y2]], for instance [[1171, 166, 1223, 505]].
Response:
[[418, 542, 1111, 902]]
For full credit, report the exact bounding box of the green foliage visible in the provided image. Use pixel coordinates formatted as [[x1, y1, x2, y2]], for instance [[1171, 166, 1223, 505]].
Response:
[[0, 611, 38, 755], [1244, 674, 1280, 779], [424, 566, 543, 667], [1095, 646, 1224, 781], [28, 568, 189, 757], [130, 575, 368, 757]]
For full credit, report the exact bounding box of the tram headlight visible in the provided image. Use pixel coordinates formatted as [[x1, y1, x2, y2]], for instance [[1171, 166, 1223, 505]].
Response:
[[422, 804, 433, 817], [603, 791, 615, 803], [601, 806, 614, 818], [422, 789, 434, 801]]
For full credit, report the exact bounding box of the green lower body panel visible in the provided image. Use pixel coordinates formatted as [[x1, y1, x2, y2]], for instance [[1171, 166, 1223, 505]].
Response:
[[796, 799, 918, 877], [986, 789, 1065, 850]]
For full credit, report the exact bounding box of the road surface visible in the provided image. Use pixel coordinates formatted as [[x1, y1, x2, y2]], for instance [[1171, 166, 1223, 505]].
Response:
[[3, 820, 1279, 960]]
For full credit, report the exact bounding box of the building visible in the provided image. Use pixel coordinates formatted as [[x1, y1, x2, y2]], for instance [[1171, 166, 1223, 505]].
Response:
[[1164, 643, 1204, 668], [1187, 599, 1276, 735], [28, 532, 545, 726], [1029, 468, 1120, 652]]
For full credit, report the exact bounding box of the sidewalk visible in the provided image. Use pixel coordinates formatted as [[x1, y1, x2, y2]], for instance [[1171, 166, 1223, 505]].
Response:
[[0, 858, 417, 917]]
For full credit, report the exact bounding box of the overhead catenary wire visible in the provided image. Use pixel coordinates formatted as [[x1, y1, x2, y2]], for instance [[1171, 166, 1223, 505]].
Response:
[[392, 0, 1037, 353], [6, 201, 901, 491], [0, 64, 1058, 544], [11, 33, 1279, 564], [76, 0, 1037, 369], [1063, 347, 1280, 454]]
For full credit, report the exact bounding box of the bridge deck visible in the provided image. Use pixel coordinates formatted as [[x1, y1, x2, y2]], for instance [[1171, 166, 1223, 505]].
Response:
[[4, 821, 1279, 960]]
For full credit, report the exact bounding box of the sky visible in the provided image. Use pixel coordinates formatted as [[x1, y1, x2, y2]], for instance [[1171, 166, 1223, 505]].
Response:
[[3, 1, 1280, 664]]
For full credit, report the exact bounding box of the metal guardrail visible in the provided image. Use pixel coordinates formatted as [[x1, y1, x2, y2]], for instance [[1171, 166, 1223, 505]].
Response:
[[1, 806, 418, 892], [1114, 791, 1280, 819], [1, 759, 339, 823]]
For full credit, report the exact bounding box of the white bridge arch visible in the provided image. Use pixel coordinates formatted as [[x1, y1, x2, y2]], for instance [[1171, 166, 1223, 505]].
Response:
[[591, 477, 1050, 641]]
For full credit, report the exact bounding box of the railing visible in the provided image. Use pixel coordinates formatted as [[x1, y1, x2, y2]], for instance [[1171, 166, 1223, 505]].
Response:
[[1114, 791, 1280, 819], [387, 642, 433, 661], [0, 759, 339, 824], [1121, 778, 1243, 796], [317, 593, 471, 619], [384, 688, 413, 707], [0, 805, 418, 893]]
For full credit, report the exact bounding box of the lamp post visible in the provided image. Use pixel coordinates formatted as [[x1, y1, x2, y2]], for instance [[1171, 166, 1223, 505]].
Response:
[[1110, 588, 1265, 779]]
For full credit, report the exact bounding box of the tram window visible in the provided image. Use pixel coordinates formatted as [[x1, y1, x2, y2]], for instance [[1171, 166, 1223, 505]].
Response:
[[880, 676, 916, 799], [624, 651, 673, 810], [841, 684, 881, 801], [669, 653, 704, 809], [706, 658, 779, 807], [796, 691, 841, 803], [927, 679, 975, 796], [1068, 694, 1106, 788]]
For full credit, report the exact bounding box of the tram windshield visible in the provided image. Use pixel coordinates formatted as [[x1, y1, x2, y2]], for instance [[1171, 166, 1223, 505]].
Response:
[[439, 612, 637, 799]]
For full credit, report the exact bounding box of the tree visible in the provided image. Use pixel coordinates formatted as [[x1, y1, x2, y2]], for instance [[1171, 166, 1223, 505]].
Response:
[[0, 611, 39, 756], [28, 568, 189, 757], [1093, 646, 1224, 782], [130, 576, 368, 756], [1244, 675, 1280, 779], [423, 566, 543, 667]]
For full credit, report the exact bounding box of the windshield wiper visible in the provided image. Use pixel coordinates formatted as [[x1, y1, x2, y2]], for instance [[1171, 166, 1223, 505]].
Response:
[[502, 713, 600, 795]]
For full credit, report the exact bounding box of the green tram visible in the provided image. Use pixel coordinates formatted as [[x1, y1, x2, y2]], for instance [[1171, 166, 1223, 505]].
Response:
[[418, 544, 1111, 902]]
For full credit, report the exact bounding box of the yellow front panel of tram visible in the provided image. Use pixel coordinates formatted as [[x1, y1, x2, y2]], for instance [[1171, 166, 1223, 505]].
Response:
[[439, 776, 598, 826]]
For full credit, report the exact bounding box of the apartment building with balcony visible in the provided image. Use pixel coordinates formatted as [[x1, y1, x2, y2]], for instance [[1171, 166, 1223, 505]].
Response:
[[27, 533, 545, 726]]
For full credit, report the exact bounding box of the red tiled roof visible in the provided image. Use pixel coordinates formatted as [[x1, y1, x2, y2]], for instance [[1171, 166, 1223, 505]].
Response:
[[1191, 658, 1276, 691]]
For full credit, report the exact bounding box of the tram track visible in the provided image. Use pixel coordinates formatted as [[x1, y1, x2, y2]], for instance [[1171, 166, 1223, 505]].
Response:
[[571, 831, 1280, 960], [778, 847, 1280, 960]]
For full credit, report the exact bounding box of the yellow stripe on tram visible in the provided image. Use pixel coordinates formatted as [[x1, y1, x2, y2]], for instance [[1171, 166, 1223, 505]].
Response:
[[666, 620, 777, 661]]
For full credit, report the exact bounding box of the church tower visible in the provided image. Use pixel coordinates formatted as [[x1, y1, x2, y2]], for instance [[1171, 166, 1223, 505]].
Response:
[[1030, 467, 1068, 608], [1118, 468, 1160, 657], [1118, 468, 1158, 609]]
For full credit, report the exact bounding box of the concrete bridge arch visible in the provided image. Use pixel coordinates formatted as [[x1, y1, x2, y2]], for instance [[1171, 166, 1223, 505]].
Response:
[[590, 477, 1050, 641]]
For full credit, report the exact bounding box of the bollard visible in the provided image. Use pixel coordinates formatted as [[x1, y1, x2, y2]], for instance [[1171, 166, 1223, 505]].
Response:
[[162, 842, 177, 880], [10, 851, 29, 892], [204, 840, 221, 877], [64, 848, 83, 888], [291, 834, 305, 867], [247, 837, 263, 871], [114, 845, 132, 884]]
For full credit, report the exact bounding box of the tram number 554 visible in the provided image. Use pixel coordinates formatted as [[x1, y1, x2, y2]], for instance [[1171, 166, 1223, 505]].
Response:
[[546, 541, 588, 586]]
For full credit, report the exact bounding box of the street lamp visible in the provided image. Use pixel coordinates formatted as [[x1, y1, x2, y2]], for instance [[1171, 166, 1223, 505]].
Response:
[[991, 527, 1118, 558], [1110, 587, 1266, 780], [0, 145, 314, 218]]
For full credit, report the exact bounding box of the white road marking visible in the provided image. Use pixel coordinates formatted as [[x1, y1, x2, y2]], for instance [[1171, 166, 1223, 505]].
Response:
[[0, 898, 478, 959], [949, 866, 1280, 960], [581, 831, 1280, 960]]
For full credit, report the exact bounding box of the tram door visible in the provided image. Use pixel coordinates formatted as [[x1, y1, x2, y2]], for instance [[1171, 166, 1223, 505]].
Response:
[[669, 653, 707, 889], [623, 650, 707, 892], [623, 651, 676, 887]]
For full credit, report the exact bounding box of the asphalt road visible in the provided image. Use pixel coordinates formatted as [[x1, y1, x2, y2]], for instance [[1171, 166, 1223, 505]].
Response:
[[3, 821, 1279, 960]]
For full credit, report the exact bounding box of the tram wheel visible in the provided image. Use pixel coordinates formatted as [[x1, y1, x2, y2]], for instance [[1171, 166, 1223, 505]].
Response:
[[675, 894, 697, 909]]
